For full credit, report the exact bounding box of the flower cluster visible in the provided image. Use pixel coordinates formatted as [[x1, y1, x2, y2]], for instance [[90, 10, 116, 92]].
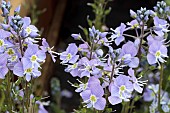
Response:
[[59, 1, 170, 112], [0, 0, 56, 81], [0, 0, 57, 112]]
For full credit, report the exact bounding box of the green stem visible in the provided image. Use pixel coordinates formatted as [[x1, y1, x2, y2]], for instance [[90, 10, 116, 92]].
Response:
[[25, 81, 29, 112], [6, 72, 12, 113], [22, 79, 25, 113], [129, 99, 135, 113], [123, 34, 137, 39], [124, 102, 130, 113], [121, 102, 125, 113], [158, 64, 164, 112], [89, 42, 94, 60]]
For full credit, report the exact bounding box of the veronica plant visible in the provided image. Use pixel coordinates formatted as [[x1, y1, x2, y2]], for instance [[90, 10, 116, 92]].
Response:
[[59, 1, 170, 113], [0, 0, 57, 112]]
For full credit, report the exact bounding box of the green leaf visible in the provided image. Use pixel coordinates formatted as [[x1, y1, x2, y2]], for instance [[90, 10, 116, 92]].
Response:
[[149, 65, 156, 70], [106, 108, 112, 112], [87, 16, 93, 27], [168, 76, 170, 81], [87, 3, 97, 10], [35, 96, 42, 101], [104, 7, 112, 15]]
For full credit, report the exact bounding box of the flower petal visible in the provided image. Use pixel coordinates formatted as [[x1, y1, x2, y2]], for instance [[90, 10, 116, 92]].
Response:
[[94, 97, 106, 110], [147, 53, 156, 65], [108, 96, 122, 105]]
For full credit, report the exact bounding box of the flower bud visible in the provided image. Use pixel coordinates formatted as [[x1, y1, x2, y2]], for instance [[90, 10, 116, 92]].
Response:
[[130, 9, 137, 18]]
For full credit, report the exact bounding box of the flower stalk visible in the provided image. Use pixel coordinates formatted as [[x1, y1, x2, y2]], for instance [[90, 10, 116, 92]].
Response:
[[158, 63, 164, 112], [6, 72, 12, 113]]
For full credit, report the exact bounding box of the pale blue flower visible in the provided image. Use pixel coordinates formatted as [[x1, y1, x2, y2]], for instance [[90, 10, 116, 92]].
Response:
[[119, 41, 139, 68], [110, 23, 126, 46], [108, 75, 133, 105], [60, 43, 79, 64], [80, 77, 106, 110], [147, 41, 168, 65]]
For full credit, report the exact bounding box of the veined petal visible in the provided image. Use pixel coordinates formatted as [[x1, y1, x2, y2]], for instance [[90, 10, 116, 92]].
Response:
[[66, 43, 78, 56], [88, 76, 100, 86], [149, 41, 162, 54], [128, 57, 139, 68], [69, 55, 79, 64], [81, 71, 90, 78], [160, 45, 168, 57], [110, 85, 119, 97], [36, 50, 46, 61], [22, 17, 31, 28], [108, 96, 122, 105], [33, 69, 41, 78], [94, 97, 106, 110], [147, 54, 156, 65], [22, 57, 32, 70], [90, 84, 104, 97], [122, 41, 137, 56], [80, 90, 91, 101], [0, 53, 7, 65], [70, 69, 79, 77], [13, 61, 24, 77], [30, 31, 39, 38], [0, 66, 8, 79], [115, 36, 124, 46], [24, 44, 38, 57], [134, 83, 143, 93], [26, 74, 31, 82]]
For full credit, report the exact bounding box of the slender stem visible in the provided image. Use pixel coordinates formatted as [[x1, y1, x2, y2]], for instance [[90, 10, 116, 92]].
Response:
[[129, 98, 135, 113], [6, 72, 12, 113], [22, 79, 25, 113], [25, 81, 29, 112], [89, 43, 94, 60], [121, 102, 125, 113], [109, 64, 115, 84], [18, 35, 24, 56], [135, 28, 139, 37], [158, 63, 164, 111], [124, 101, 130, 113], [123, 34, 137, 39], [17, 31, 27, 112], [129, 24, 145, 112], [137, 23, 145, 60]]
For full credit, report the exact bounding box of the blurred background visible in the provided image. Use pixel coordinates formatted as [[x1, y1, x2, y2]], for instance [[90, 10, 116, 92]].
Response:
[[6, 0, 164, 112]]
